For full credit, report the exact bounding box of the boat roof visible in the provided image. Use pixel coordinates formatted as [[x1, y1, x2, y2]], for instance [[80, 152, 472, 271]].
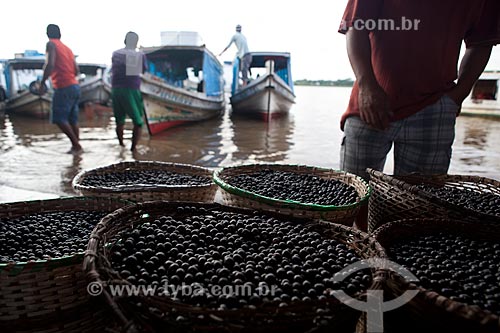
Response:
[[478, 70, 500, 80], [4, 58, 45, 70], [245, 52, 291, 68], [142, 44, 213, 56], [141, 44, 222, 67], [247, 51, 291, 58], [78, 63, 106, 69]]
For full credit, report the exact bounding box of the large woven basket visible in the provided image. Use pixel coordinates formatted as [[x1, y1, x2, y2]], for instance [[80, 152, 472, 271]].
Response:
[[213, 164, 371, 226], [84, 201, 385, 333], [72, 161, 217, 203], [372, 218, 500, 333], [0, 196, 130, 332], [367, 168, 500, 232]]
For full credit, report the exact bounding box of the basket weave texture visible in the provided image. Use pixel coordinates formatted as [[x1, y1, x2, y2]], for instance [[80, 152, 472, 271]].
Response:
[[0, 196, 129, 332], [372, 218, 500, 333], [367, 168, 500, 232], [213, 164, 371, 226], [72, 161, 217, 203], [84, 201, 385, 333]]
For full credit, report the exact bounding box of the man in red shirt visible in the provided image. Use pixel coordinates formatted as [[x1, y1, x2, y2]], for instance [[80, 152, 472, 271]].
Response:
[[40, 24, 82, 154], [339, 0, 500, 181]]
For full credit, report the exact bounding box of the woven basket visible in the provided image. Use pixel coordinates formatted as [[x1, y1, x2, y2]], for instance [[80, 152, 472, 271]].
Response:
[[372, 218, 500, 333], [213, 164, 371, 226], [84, 201, 386, 333], [72, 161, 217, 203], [0, 196, 130, 332], [367, 169, 500, 232]]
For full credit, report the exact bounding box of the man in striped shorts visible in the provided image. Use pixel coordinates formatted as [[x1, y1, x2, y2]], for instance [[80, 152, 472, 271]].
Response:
[[338, 0, 500, 181]]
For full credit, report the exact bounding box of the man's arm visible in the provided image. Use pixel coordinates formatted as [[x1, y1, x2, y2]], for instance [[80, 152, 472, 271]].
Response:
[[219, 37, 234, 56], [74, 58, 80, 77], [346, 28, 391, 130], [41, 41, 56, 85], [447, 45, 493, 111]]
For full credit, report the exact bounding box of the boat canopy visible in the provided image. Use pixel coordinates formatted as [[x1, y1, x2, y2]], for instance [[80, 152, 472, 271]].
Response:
[[143, 45, 223, 97], [78, 63, 107, 76], [3, 58, 45, 98], [471, 79, 498, 100], [232, 52, 294, 94]]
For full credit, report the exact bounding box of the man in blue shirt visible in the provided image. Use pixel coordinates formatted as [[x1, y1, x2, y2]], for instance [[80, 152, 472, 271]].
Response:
[[220, 25, 252, 86]]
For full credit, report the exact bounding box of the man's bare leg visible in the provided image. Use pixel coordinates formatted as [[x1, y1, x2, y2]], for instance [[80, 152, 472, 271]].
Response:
[[116, 124, 125, 147], [131, 124, 141, 151], [57, 122, 82, 152]]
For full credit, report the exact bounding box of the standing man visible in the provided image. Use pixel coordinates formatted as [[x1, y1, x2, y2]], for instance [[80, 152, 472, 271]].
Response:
[[111, 31, 147, 151], [338, 0, 500, 181], [41, 24, 82, 154], [220, 24, 252, 86]]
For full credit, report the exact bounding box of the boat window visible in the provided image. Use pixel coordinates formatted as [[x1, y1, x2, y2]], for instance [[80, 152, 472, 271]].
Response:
[[471, 79, 497, 100], [14, 68, 44, 92], [145, 49, 205, 90]]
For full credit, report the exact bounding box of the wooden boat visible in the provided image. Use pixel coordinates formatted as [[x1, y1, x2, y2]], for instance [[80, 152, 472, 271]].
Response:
[[78, 63, 111, 106], [461, 71, 500, 117], [229, 52, 295, 120], [140, 44, 226, 135], [2, 54, 52, 118]]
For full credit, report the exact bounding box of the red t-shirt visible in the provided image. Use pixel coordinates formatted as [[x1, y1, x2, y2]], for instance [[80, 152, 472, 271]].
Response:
[[338, 0, 500, 130], [49, 38, 78, 89]]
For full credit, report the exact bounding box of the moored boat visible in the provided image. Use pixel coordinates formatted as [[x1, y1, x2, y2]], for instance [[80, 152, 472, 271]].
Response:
[[461, 70, 500, 117], [78, 63, 111, 106], [140, 39, 225, 135], [2, 51, 52, 118], [230, 52, 295, 120]]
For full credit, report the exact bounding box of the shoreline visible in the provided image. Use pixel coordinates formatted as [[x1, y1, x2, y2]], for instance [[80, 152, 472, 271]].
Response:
[[0, 185, 59, 203]]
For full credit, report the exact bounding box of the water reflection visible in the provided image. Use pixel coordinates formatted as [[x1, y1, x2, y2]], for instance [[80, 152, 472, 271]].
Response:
[[135, 112, 228, 167], [0, 113, 17, 152], [61, 153, 83, 194], [450, 116, 500, 177], [230, 113, 295, 164], [0, 87, 498, 201]]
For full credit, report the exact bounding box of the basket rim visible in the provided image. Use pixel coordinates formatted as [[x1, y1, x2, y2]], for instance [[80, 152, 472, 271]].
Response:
[[0, 196, 132, 270], [213, 163, 371, 211], [372, 217, 500, 325], [72, 161, 215, 193], [367, 168, 500, 220]]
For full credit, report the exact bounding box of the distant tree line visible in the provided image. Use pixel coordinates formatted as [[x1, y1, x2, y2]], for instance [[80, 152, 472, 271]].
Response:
[[294, 79, 354, 87]]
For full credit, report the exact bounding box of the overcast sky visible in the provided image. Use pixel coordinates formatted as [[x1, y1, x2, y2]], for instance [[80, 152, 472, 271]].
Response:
[[1, 0, 499, 81]]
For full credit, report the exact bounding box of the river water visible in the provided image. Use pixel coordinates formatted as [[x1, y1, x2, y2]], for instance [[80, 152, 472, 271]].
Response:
[[0, 86, 499, 202]]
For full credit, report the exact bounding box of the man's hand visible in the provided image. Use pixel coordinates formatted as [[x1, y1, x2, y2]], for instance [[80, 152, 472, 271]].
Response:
[[446, 86, 469, 107], [358, 81, 391, 130], [445, 85, 469, 116]]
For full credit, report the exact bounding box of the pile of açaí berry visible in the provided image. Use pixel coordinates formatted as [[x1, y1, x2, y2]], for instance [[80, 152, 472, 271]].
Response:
[[389, 232, 500, 314], [81, 170, 211, 188], [225, 169, 359, 206], [110, 208, 371, 310], [0, 211, 108, 262]]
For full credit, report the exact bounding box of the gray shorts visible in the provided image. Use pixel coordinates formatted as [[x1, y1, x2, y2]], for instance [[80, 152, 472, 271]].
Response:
[[240, 54, 253, 81], [340, 95, 458, 180]]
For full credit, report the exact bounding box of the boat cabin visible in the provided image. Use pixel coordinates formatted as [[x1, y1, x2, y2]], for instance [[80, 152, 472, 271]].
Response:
[[232, 52, 294, 94], [3, 52, 47, 99], [470, 71, 499, 102], [142, 45, 224, 97], [0, 61, 6, 102], [77, 63, 107, 81], [471, 80, 498, 102]]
